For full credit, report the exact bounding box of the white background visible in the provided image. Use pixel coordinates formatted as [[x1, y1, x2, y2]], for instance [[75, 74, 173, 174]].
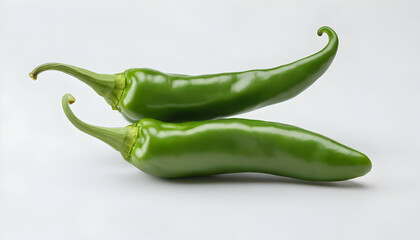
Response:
[[1, 0, 419, 239]]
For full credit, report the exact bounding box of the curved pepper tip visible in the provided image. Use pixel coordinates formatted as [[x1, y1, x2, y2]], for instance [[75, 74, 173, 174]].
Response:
[[317, 26, 334, 37]]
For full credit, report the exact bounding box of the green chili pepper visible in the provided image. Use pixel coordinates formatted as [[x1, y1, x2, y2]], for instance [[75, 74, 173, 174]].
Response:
[[62, 94, 371, 181], [32, 26, 338, 123]]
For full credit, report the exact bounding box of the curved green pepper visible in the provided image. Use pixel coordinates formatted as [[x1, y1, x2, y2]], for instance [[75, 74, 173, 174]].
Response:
[[32, 26, 338, 123], [62, 94, 371, 181]]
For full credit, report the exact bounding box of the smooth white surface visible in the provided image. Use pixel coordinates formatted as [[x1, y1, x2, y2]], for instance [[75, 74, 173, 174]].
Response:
[[1, 0, 419, 239]]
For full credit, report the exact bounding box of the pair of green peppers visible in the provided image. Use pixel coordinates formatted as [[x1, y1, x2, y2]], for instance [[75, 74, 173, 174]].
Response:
[[31, 26, 372, 181]]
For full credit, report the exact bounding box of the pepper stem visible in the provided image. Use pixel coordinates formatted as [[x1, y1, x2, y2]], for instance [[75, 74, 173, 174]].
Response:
[[31, 63, 125, 110], [62, 94, 137, 159]]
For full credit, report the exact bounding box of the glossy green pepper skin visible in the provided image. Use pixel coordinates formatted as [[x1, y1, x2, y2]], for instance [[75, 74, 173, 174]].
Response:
[[62, 94, 371, 181], [32, 26, 338, 123]]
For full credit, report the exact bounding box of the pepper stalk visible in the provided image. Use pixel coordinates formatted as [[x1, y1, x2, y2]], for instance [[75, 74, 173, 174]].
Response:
[[61, 94, 137, 159], [31, 65, 126, 110]]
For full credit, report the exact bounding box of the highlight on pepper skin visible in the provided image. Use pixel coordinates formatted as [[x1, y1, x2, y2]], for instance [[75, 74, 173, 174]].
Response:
[[61, 94, 371, 182], [32, 26, 338, 123]]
